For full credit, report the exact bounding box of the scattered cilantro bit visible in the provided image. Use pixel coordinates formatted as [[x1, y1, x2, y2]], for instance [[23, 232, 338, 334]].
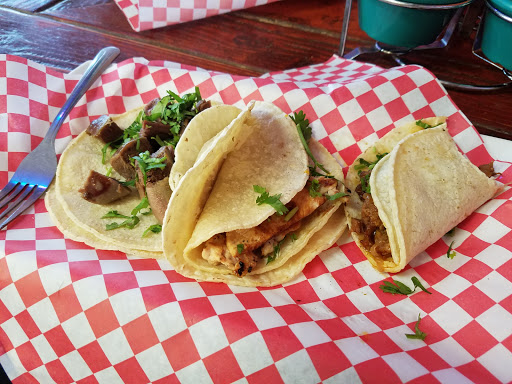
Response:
[[237, 244, 244, 254], [291, 111, 329, 174], [267, 237, 287, 264], [325, 192, 348, 201], [354, 152, 388, 194], [411, 276, 432, 294], [119, 179, 136, 187], [142, 224, 162, 237], [309, 179, 323, 198], [284, 206, 299, 222], [290, 233, 297, 242], [309, 166, 334, 178], [379, 277, 432, 295], [415, 120, 442, 129], [105, 215, 140, 230], [131, 197, 152, 216], [105, 167, 113, 177], [101, 210, 131, 219], [253, 185, 289, 216], [405, 314, 427, 340], [447, 241, 456, 259], [132, 151, 167, 186]]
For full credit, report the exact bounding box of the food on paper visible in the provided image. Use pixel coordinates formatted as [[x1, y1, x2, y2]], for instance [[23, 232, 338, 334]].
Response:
[[45, 89, 240, 256], [345, 117, 501, 273], [163, 101, 348, 286]]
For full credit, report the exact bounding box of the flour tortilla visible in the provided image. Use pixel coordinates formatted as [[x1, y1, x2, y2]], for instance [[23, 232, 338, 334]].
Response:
[[163, 101, 347, 286], [45, 103, 240, 256], [345, 118, 500, 272]]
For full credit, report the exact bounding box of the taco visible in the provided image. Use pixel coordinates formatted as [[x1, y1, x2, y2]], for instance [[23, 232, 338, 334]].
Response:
[[345, 117, 501, 273], [163, 101, 348, 286], [45, 88, 241, 255]]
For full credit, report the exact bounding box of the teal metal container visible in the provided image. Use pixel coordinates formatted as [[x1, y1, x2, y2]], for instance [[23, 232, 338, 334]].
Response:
[[481, 0, 512, 70], [359, 0, 470, 48]]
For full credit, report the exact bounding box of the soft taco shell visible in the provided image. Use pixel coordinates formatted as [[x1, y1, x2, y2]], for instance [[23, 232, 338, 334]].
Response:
[[346, 118, 500, 272], [163, 101, 347, 286]]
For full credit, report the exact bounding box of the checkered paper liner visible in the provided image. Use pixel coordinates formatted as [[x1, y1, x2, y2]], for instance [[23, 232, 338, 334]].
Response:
[[113, 0, 283, 32], [1, 54, 512, 384]]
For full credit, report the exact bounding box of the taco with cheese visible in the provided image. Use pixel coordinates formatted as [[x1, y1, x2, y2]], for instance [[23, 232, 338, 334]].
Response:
[[163, 101, 348, 286], [46, 88, 242, 256], [345, 117, 501, 273]]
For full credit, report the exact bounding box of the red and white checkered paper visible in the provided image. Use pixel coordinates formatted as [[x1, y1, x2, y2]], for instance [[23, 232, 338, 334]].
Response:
[[1, 54, 512, 384], [113, 0, 282, 31]]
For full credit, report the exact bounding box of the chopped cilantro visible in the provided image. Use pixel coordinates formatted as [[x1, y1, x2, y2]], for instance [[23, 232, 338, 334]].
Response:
[[405, 314, 427, 340], [253, 185, 289, 215], [290, 233, 297, 242], [131, 196, 152, 216], [309, 166, 334, 178], [415, 120, 443, 129], [105, 167, 113, 177], [237, 244, 244, 254], [291, 111, 329, 174], [325, 192, 348, 200], [132, 151, 167, 186], [379, 277, 432, 295], [267, 237, 286, 264], [355, 152, 388, 194], [105, 215, 140, 230], [142, 224, 162, 237], [119, 179, 136, 187], [308, 179, 323, 198], [447, 241, 456, 259]]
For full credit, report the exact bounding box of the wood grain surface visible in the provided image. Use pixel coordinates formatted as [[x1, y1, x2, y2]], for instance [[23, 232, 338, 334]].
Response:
[[1, 0, 511, 139]]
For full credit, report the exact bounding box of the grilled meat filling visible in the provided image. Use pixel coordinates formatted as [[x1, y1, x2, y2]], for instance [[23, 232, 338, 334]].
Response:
[[79, 170, 132, 204], [202, 177, 339, 277], [86, 115, 123, 144], [350, 168, 393, 261]]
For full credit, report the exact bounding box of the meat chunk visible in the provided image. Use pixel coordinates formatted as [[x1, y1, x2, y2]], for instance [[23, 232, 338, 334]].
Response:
[[196, 99, 211, 113], [86, 115, 123, 144], [79, 170, 132, 204], [139, 120, 174, 150], [110, 137, 152, 180], [146, 177, 172, 224], [135, 146, 174, 198]]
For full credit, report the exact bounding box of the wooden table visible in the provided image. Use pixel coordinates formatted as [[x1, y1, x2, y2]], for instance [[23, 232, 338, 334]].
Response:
[[1, 0, 511, 140]]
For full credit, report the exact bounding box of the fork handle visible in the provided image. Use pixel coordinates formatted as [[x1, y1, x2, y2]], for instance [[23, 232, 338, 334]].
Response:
[[45, 46, 121, 143]]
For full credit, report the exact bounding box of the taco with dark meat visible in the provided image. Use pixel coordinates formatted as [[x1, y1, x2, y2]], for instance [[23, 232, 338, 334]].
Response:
[[345, 117, 501, 273], [46, 88, 242, 256], [163, 101, 348, 286]]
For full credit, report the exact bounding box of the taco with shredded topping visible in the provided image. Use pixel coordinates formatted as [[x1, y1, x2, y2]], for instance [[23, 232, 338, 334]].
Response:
[[345, 117, 501, 273], [162, 101, 348, 286]]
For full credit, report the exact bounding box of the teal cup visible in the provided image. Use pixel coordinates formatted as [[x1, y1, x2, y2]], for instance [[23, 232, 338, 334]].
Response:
[[481, 0, 512, 71], [359, 0, 472, 48]]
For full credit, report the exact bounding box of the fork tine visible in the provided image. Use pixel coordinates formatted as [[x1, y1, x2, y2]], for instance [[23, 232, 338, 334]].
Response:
[[0, 182, 24, 208], [0, 180, 18, 202], [0, 185, 35, 221], [0, 186, 45, 230]]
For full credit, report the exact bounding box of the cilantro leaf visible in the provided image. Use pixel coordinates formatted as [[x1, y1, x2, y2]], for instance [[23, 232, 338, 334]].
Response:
[[253, 185, 289, 216], [132, 151, 167, 186], [237, 244, 244, 254], [308, 179, 323, 198], [379, 277, 432, 295], [405, 314, 427, 340], [447, 241, 456, 259], [105, 215, 140, 230], [355, 152, 388, 194], [291, 111, 329, 174], [131, 196, 151, 216], [325, 192, 349, 201], [142, 224, 162, 237], [415, 120, 443, 129]]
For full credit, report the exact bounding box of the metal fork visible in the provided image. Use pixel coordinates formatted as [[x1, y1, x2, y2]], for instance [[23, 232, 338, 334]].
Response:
[[0, 46, 120, 230]]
